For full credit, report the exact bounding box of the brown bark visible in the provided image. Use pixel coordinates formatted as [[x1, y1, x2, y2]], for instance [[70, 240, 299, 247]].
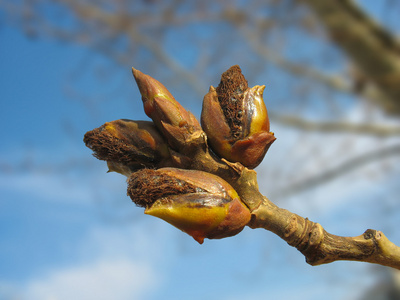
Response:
[[249, 197, 400, 269]]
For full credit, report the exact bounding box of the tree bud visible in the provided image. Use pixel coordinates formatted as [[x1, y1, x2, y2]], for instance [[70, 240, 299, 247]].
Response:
[[201, 65, 276, 168], [84, 119, 171, 176], [127, 168, 251, 244], [132, 68, 202, 150]]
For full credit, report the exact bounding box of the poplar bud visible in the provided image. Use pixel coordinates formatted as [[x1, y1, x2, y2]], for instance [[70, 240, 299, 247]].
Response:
[[84, 119, 171, 176], [127, 168, 251, 244], [201, 65, 276, 169], [132, 68, 202, 150]]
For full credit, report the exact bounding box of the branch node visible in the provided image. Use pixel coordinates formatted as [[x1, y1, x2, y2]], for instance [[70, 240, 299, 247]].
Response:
[[284, 215, 298, 239], [294, 219, 324, 264], [364, 229, 381, 240], [221, 158, 244, 176]]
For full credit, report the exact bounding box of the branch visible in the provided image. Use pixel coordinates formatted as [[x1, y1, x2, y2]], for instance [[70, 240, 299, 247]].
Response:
[[237, 23, 351, 93], [1, 0, 207, 96], [270, 112, 400, 136], [249, 198, 400, 269], [121, 68, 400, 269], [64, 1, 206, 96], [84, 65, 400, 270], [189, 145, 400, 269], [271, 144, 400, 199], [303, 0, 400, 114], [223, 6, 392, 107]]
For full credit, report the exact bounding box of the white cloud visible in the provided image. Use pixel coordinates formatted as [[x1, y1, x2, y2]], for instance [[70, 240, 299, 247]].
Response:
[[0, 172, 92, 204], [21, 258, 154, 300], [0, 224, 168, 300]]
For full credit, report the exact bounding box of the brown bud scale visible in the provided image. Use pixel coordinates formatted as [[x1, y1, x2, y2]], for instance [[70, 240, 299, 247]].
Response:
[[84, 123, 152, 165], [216, 65, 248, 140], [84, 119, 171, 174], [127, 169, 206, 208]]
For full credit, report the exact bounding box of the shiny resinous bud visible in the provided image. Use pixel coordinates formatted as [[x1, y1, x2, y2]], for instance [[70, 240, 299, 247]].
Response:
[[83, 119, 171, 176], [132, 68, 201, 150], [127, 168, 251, 244], [201, 65, 276, 169]]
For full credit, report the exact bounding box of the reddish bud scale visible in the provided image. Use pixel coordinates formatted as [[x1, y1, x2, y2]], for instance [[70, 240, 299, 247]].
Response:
[[132, 68, 201, 150], [201, 65, 276, 169]]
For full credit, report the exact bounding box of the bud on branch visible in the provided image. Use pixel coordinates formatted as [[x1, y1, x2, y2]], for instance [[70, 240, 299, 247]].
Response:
[[127, 168, 251, 244], [201, 65, 276, 168], [83, 119, 171, 176], [132, 68, 202, 151], [83, 66, 400, 269]]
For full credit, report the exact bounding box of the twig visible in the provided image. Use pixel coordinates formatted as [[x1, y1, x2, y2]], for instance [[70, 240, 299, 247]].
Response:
[[272, 144, 400, 199], [270, 113, 400, 136], [250, 197, 400, 269], [304, 0, 400, 114]]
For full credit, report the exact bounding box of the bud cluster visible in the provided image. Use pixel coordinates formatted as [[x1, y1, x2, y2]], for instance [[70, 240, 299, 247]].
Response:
[[84, 66, 275, 243]]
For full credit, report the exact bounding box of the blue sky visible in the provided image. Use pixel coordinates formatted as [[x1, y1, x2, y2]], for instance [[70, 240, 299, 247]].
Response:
[[1, 4, 400, 299]]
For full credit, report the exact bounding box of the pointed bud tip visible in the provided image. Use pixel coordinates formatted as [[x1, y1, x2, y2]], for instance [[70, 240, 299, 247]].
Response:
[[131, 67, 145, 83], [256, 85, 266, 94]]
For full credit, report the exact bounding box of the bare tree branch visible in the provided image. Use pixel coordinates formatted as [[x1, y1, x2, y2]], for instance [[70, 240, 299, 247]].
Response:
[[250, 200, 400, 269], [270, 112, 400, 136], [272, 144, 400, 199], [62, 1, 206, 95], [304, 0, 400, 114], [85, 67, 400, 269]]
